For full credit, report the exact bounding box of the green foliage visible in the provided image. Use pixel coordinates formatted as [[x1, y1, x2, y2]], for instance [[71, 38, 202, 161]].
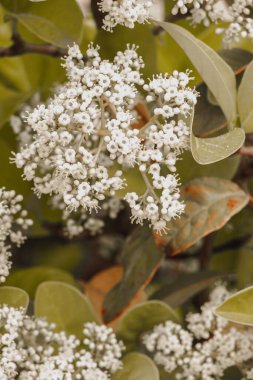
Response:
[[116, 301, 179, 352], [111, 353, 159, 380], [153, 21, 247, 165], [215, 287, 253, 326], [5, 266, 78, 298], [0, 286, 29, 309], [150, 271, 231, 308], [1, 0, 83, 47], [238, 61, 253, 133], [0, 1, 253, 373], [191, 128, 245, 165], [35, 281, 99, 337], [103, 226, 164, 323], [155, 21, 237, 124], [177, 151, 240, 183]]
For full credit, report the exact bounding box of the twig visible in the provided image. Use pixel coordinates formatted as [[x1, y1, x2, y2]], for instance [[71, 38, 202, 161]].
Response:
[[0, 42, 67, 58], [0, 15, 67, 58], [237, 146, 253, 157]]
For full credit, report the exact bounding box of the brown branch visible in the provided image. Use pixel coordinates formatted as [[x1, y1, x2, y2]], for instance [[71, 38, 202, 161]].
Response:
[[237, 146, 253, 157], [0, 42, 67, 58], [0, 15, 67, 58]]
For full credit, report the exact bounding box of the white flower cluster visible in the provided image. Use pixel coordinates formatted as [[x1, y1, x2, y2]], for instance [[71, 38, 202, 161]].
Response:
[[10, 96, 124, 238], [10, 93, 41, 149], [52, 194, 123, 237], [220, 0, 253, 48], [98, 0, 153, 31], [143, 284, 253, 379], [83, 322, 124, 374], [172, 0, 227, 26], [143, 320, 193, 373], [0, 305, 124, 380], [172, 0, 253, 47], [12, 44, 197, 233], [0, 188, 33, 283]]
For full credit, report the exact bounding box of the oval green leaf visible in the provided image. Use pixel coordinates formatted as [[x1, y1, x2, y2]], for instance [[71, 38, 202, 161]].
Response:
[[116, 301, 179, 352], [191, 128, 245, 165], [0, 286, 29, 310], [5, 266, 78, 298], [3, 0, 83, 47], [238, 60, 253, 133], [17, 13, 73, 48], [215, 286, 253, 326], [35, 281, 99, 337], [112, 353, 159, 380], [154, 21, 237, 124]]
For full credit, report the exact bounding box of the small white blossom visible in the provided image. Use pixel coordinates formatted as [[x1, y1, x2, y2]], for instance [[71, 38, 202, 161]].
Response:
[[143, 284, 253, 379], [12, 44, 198, 233], [220, 0, 253, 48], [0, 188, 33, 282], [98, 0, 153, 31], [0, 305, 124, 379], [172, 0, 253, 48]]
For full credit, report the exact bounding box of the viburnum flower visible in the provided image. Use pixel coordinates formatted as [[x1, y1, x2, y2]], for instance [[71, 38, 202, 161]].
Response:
[[143, 284, 253, 379], [172, 0, 253, 47], [12, 43, 198, 234], [0, 188, 33, 282], [218, 0, 253, 48], [98, 0, 154, 31], [10, 99, 124, 238], [0, 305, 124, 379]]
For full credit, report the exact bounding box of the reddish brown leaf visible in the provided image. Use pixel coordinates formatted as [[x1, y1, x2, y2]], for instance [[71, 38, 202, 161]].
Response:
[[84, 266, 146, 326], [154, 177, 249, 255], [103, 226, 163, 323]]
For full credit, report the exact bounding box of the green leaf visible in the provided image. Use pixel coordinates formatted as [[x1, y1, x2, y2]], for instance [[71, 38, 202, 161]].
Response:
[[2, 0, 83, 47], [103, 226, 163, 323], [155, 178, 249, 255], [177, 151, 240, 183], [0, 286, 29, 309], [116, 301, 179, 352], [150, 271, 231, 307], [215, 286, 253, 326], [17, 13, 73, 48], [219, 48, 253, 72], [238, 60, 253, 133], [35, 281, 99, 337], [5, 266, 78, 298], [154, 21, 237, 124], [191, 128, 245, 165], [186, 106, 245, 165], [112, 353, 159, 380], [193, 82, 227, 137]]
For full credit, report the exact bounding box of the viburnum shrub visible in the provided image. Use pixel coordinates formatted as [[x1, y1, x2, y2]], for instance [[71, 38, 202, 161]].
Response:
[[1, 0, 253, 378]]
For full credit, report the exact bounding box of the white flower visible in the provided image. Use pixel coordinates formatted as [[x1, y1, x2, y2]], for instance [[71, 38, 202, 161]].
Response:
[[0, 188, 33, 283], [98, 0, 153, 31], [143, 284, 253, 379], [0, 305, 124, 379], [12, 43, 198, 234]]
